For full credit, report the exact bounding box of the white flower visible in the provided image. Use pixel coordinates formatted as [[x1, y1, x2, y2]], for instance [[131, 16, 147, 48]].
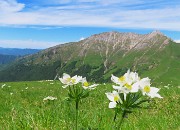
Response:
[[112, 83, 139, 100], [111, 70, 141, 101], [1, 84, 6, 88], [59, 73, 82, 88], [43, 96, 57, 101], [111, 70, 140, 86], [111, 74, 125, 86], [139, 77, 163, 98], [81, 77, 98, 90], [105, 91, 122, 108], [59, 73, 71, 85], [112, 70, 140, 94], [113, 82, 139, 93], [129, 71, 140, 84]]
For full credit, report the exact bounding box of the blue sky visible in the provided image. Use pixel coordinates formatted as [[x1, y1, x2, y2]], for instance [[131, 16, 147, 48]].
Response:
[[0, 0, 180, 49]]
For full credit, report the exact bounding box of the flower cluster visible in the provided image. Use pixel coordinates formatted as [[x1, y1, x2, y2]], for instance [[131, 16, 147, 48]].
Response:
[[106, 70, 162, 108], [59, 73, 99, 130], [59, 73, 98, 90]]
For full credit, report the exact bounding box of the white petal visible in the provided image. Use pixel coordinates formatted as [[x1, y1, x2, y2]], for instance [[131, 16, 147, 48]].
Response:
[[147, 93, 161, 98], [71, 75, 83, 84], [113, 85, 122, 90], [148, 87, 163, 98], [112, 90, 119, 95], [111, 74, 120, 84], [154, 93, 163, 98], [59, 78, 68, 84], [105, 92, 114, 102], [150, 87, 160, 93], [131, 83, 139, 92], [82, 86, 88, 89], [88, 84, 98, 89], [63, 73, 71, 79], [139, 77, 151, 88], [125, 69, 130, 77], [109, 102, 117, 108], [81, 77, 87, 83], [82, 84, 98, 90], [130, 72, 140, 82], [119, 87, 130, 94]]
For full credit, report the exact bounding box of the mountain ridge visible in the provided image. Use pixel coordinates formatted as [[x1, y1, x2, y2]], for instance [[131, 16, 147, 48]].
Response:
[[0, 47, 41, 56], [0, 31, 179, 86]]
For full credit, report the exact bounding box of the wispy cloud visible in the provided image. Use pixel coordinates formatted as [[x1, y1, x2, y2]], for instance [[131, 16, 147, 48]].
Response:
[[0, 0, 180, 30], [0, 39, 61, 49]]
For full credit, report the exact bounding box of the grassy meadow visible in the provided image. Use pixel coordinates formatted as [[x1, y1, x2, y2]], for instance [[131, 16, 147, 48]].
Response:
[[0, 80, 179, 130]]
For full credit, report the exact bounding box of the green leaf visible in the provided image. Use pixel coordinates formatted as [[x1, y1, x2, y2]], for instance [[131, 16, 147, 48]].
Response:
[[131, 99, 150, 108]]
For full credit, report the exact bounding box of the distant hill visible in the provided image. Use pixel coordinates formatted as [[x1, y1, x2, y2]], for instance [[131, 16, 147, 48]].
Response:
[[0, 31, 179, 86], [0, 47, 41, 56], [0, 54, 17, 64], [0, 54, 18, 71], [0, 48, 41, 71]]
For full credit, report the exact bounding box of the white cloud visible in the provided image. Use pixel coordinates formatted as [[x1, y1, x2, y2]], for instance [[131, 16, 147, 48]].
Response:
[[42, 0, 72, 4], [174, 40, 180, 43], [0, 0, 180, 31], [0, 0, 25, 12], [0, 39, 62, 49], [80, 37, 85, 41]]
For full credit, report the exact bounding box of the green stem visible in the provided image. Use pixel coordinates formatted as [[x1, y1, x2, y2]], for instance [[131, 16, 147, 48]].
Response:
[[75, 100, 79, 130], [117, 111, 126, 130]]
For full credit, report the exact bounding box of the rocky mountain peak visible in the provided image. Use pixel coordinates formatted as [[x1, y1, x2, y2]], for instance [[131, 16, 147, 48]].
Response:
[[151, 30, 164, 35], [84, 31, 141, 45], [84, 30, 167, 43]]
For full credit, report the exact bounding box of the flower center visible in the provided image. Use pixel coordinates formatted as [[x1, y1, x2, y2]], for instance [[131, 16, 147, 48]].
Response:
[[67, 77, 71, 82], [114, 95, 119, 102], [124, 83, 132, 90], [71, 78, 76, 84], [83, 82, 89, 87], [119, 76, 125, 82], [144, 86, 150, 93]]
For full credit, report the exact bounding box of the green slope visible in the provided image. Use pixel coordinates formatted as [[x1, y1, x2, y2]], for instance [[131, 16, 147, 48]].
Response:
[[0, 32, 179, 86]]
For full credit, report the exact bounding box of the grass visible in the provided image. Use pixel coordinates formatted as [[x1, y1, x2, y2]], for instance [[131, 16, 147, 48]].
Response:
[[0, 80, 179, 129]]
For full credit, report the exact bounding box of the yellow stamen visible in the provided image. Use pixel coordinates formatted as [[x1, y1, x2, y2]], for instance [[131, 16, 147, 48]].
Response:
[[83, 82, 89, 87], [124, 83, 132, 90], [71, 79, 76, 84], [114, 96, 119, 102], [144, 86, 150, 93], [119, 76, 125, 82], [67, 78, 71, 82]]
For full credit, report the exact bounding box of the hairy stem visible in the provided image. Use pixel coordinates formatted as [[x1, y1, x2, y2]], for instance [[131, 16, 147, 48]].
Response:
[[117, 111, 126, 130], [75, 100, 79, 130]]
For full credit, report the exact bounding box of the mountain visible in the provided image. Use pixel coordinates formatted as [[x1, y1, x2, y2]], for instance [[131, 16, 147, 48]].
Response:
[[0, 54, 18, 71], [0, 31, 179, 86], [0, 47, 41, 70], [0, 54, 17, 64], [0, 47, 41, 56]]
